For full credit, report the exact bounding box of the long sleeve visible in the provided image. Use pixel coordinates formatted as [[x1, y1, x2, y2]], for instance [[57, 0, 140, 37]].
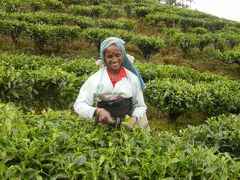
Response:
[[73, 67, 147, 120], [73, 76, 97, 119], [129, 73, 147, 121]]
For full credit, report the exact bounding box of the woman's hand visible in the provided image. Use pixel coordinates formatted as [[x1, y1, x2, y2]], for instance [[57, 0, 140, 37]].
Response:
[[125, 116, 137, 131], [95, 108, 114, 125]]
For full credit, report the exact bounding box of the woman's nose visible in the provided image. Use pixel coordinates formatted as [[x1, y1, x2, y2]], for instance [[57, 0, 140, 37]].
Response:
[[112, 55, 118, 60]]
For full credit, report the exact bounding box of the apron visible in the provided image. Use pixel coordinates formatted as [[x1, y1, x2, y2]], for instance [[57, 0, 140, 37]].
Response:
[[97, 97, 132, 125]]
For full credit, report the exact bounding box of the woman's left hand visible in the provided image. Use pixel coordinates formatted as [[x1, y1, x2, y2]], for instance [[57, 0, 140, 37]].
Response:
[[125, 116, 137, 131]]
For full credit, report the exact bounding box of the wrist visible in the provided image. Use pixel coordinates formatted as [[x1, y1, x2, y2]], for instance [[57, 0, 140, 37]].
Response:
[[95, 108, 104, 117], [130, 116, 137, 127]]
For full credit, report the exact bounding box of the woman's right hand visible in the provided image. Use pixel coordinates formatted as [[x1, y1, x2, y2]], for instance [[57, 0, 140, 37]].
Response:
[[96, 108, 114, 124]]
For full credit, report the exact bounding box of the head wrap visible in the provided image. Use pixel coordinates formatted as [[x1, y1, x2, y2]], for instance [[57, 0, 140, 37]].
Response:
[[100, 37, 146, 89]]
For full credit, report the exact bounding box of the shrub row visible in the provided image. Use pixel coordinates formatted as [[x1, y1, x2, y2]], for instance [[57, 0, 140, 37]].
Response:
[[145, 12, 234, 30], [59, 0, 155, 6], [2, 11, 239, 58], [0, 20, 82, 52], [82, 28, 164, 58], [131, 4, 223, 20], [3, 53, 239, 114], [0, 53, 98, 76], [181, 114, 240, 157], [1, 0, 65, 12], [0, 65, 87, 109], [68, 5, 105, 18], [0, 11, 137, 31], [29, 24, 81, 52], [214, 46, 240, 65], [137, 63, 230, 83], [1, 53, 232, 83], [0, 53, 66, 70], [82, 28, 134, 51], [0, 53, 99, 109], [98, 18, 136, 31], [169, 32, 240, 54], [0, 11, 95, 29], [125, 2, 240, 28], [0, 103, 239, 179], [133, 35, 164, 59], [1, 0, 126, 18], [0, 19, 163, 57], [2, 0, 239, 29], [68, 4, 127, 18], [144, 78, 240, 120]]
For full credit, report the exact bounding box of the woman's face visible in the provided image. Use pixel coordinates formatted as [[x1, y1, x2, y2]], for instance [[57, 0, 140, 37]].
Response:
[[104, 45, 123, 73]]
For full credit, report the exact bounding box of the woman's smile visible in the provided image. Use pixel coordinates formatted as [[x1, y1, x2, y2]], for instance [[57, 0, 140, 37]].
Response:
[[104, 45, 123, 74]]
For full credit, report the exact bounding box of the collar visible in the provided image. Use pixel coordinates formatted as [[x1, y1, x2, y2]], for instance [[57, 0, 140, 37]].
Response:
[[107, 66, 127, 87]]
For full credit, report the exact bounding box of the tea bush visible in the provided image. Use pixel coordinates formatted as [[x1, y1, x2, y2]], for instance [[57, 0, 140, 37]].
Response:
[[181, 114, 240, 157], [0, 103, 239, 179], [144, 78, 240, 120]]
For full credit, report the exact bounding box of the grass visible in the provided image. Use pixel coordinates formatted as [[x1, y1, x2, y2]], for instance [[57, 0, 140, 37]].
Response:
[[146, 101, 206, 134]]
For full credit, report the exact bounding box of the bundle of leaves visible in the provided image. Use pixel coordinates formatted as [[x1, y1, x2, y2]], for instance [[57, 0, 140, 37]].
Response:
[[0, 103, 239, 179]]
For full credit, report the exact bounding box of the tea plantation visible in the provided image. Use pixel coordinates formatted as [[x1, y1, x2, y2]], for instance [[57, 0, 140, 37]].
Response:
[[0, 0, 239, 179]]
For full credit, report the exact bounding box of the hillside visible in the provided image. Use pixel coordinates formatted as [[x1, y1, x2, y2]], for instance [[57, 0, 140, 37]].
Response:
[[0, 0, 240, 126], [0, 0, 240, 179], [0, 0, 240, 80]]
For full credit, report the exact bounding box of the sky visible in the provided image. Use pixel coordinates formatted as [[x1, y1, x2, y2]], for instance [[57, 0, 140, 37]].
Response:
[[191, 0, 240, 22]]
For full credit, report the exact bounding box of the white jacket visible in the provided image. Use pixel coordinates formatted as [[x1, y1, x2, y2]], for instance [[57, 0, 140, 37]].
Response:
[[74, 67, 147, 121]]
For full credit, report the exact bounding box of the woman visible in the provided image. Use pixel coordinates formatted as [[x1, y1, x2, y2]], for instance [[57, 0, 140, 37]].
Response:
[[74, 37, 149, 130]]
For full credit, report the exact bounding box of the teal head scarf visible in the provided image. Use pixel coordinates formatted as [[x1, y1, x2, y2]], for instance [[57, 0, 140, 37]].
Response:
[[100, 37, 146, 89]]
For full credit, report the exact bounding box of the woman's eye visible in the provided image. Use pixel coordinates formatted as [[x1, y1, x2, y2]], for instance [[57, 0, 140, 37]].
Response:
[[106, 55, 113, 58]]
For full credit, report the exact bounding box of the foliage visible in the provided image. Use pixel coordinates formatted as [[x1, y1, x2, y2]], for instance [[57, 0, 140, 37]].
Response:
[[44, 0, 64, 11], [58, 0, 84, 5], [1, 0, 23, 12], [145, 12, 181, 27], [181, 114, 240, 157], [98, 18, 136, 31], [68, 5, 105, 18], [0, 103, 239, 179], [191, 27, 207, 34], [172, 32, 199, 53], [0, 65, 87, 109], [0, 19, 83, 52], [215, 46, 240, 65], [0, 1, 240, 177], [0, 53, 98, 75], [144, 78, 240, 120], [101, 4, 125, 18], [224, 33, 240, 48], [196, 33, 212, 52], [28, 24, 81, 52], [1, 0, 65, 12], [162, 27, 181, 37], [29, 0, 45, 11], [145, 78, 197, 120], [0, 54, 98, 109], [82, 28, 134, 50], [211, 33, 226, 52], [133, 35, 164, 59], [133, 6, 154, 17], [136, 63, 230, 82], [0, 19, 28, 48], [4, 11, 95, 28]]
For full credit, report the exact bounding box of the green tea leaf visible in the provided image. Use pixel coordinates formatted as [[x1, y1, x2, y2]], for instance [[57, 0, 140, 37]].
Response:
[[75, 155, 87, 167]]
